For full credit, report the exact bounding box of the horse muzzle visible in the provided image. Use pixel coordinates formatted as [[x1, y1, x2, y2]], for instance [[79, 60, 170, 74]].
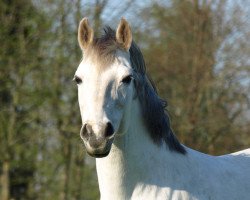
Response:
[[80, 122, 115, 158]]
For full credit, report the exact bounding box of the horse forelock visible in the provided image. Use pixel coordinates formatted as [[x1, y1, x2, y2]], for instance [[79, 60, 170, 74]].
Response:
[[85, 27, 186, 154], [83, 27, 117, 70]]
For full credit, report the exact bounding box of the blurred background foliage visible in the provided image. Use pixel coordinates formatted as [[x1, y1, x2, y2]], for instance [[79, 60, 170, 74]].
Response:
[[0, 0, 249, 199]]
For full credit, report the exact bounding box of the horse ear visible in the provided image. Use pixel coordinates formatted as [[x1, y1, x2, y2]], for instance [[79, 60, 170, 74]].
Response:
[[116, 18, 132, 51], [78, 18, 94, 50]]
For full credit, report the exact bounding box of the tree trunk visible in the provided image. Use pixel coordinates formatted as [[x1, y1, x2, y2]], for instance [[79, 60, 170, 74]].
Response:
[[1, 161, 10, 200]]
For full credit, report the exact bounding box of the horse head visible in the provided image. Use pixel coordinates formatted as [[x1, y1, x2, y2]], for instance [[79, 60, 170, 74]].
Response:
[[75, 18, 134, 157]]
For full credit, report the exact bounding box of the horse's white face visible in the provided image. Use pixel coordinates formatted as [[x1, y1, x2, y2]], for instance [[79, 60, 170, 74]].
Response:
[[75, 50, 134, 157]]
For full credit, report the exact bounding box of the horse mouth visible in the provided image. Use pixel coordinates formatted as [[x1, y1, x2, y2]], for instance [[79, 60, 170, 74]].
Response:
[[87, 150, 110, 158], [84, 137, 113, 158]]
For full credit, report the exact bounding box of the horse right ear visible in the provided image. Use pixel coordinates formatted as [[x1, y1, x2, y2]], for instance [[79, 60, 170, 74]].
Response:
[[78, 18, 94, 50]]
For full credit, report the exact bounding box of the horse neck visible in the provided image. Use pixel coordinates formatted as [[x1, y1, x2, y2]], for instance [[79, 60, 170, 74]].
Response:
[[95, 99, 190, 199]]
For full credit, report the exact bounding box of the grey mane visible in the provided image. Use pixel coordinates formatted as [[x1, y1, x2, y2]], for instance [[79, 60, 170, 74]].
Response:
[[89, 27, 186, 154]]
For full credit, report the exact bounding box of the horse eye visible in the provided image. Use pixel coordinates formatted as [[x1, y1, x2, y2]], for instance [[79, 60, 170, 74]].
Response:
[[121, 75, 133, 84], [73, 76, 82, 84]]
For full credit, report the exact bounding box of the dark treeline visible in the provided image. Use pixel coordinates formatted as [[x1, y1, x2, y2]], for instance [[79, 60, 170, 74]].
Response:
[[0, 0, 249, 199]]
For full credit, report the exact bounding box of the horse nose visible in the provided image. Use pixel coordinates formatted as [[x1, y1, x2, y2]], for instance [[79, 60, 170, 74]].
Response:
[[80, 122, 114, 141]]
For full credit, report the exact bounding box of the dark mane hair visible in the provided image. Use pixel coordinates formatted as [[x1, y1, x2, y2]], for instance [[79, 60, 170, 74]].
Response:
[[87, 27, 186, 154]]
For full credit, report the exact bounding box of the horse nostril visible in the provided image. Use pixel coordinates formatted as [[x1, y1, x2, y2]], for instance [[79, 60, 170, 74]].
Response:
[[86, 124, 93, 136], [105, 122, 114, 137], [80, 123, 93, 140], [80, 124, 87, 139]]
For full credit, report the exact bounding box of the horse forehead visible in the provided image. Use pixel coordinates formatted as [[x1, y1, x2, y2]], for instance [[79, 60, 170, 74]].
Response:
[[76, 54, 131, 79]]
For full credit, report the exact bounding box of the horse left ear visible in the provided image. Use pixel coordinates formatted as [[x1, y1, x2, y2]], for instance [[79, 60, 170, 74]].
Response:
[[116, 18, 132, 51]]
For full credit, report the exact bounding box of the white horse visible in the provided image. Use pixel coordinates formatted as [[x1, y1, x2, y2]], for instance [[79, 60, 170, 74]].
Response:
[[74, 18, 250, 200]]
